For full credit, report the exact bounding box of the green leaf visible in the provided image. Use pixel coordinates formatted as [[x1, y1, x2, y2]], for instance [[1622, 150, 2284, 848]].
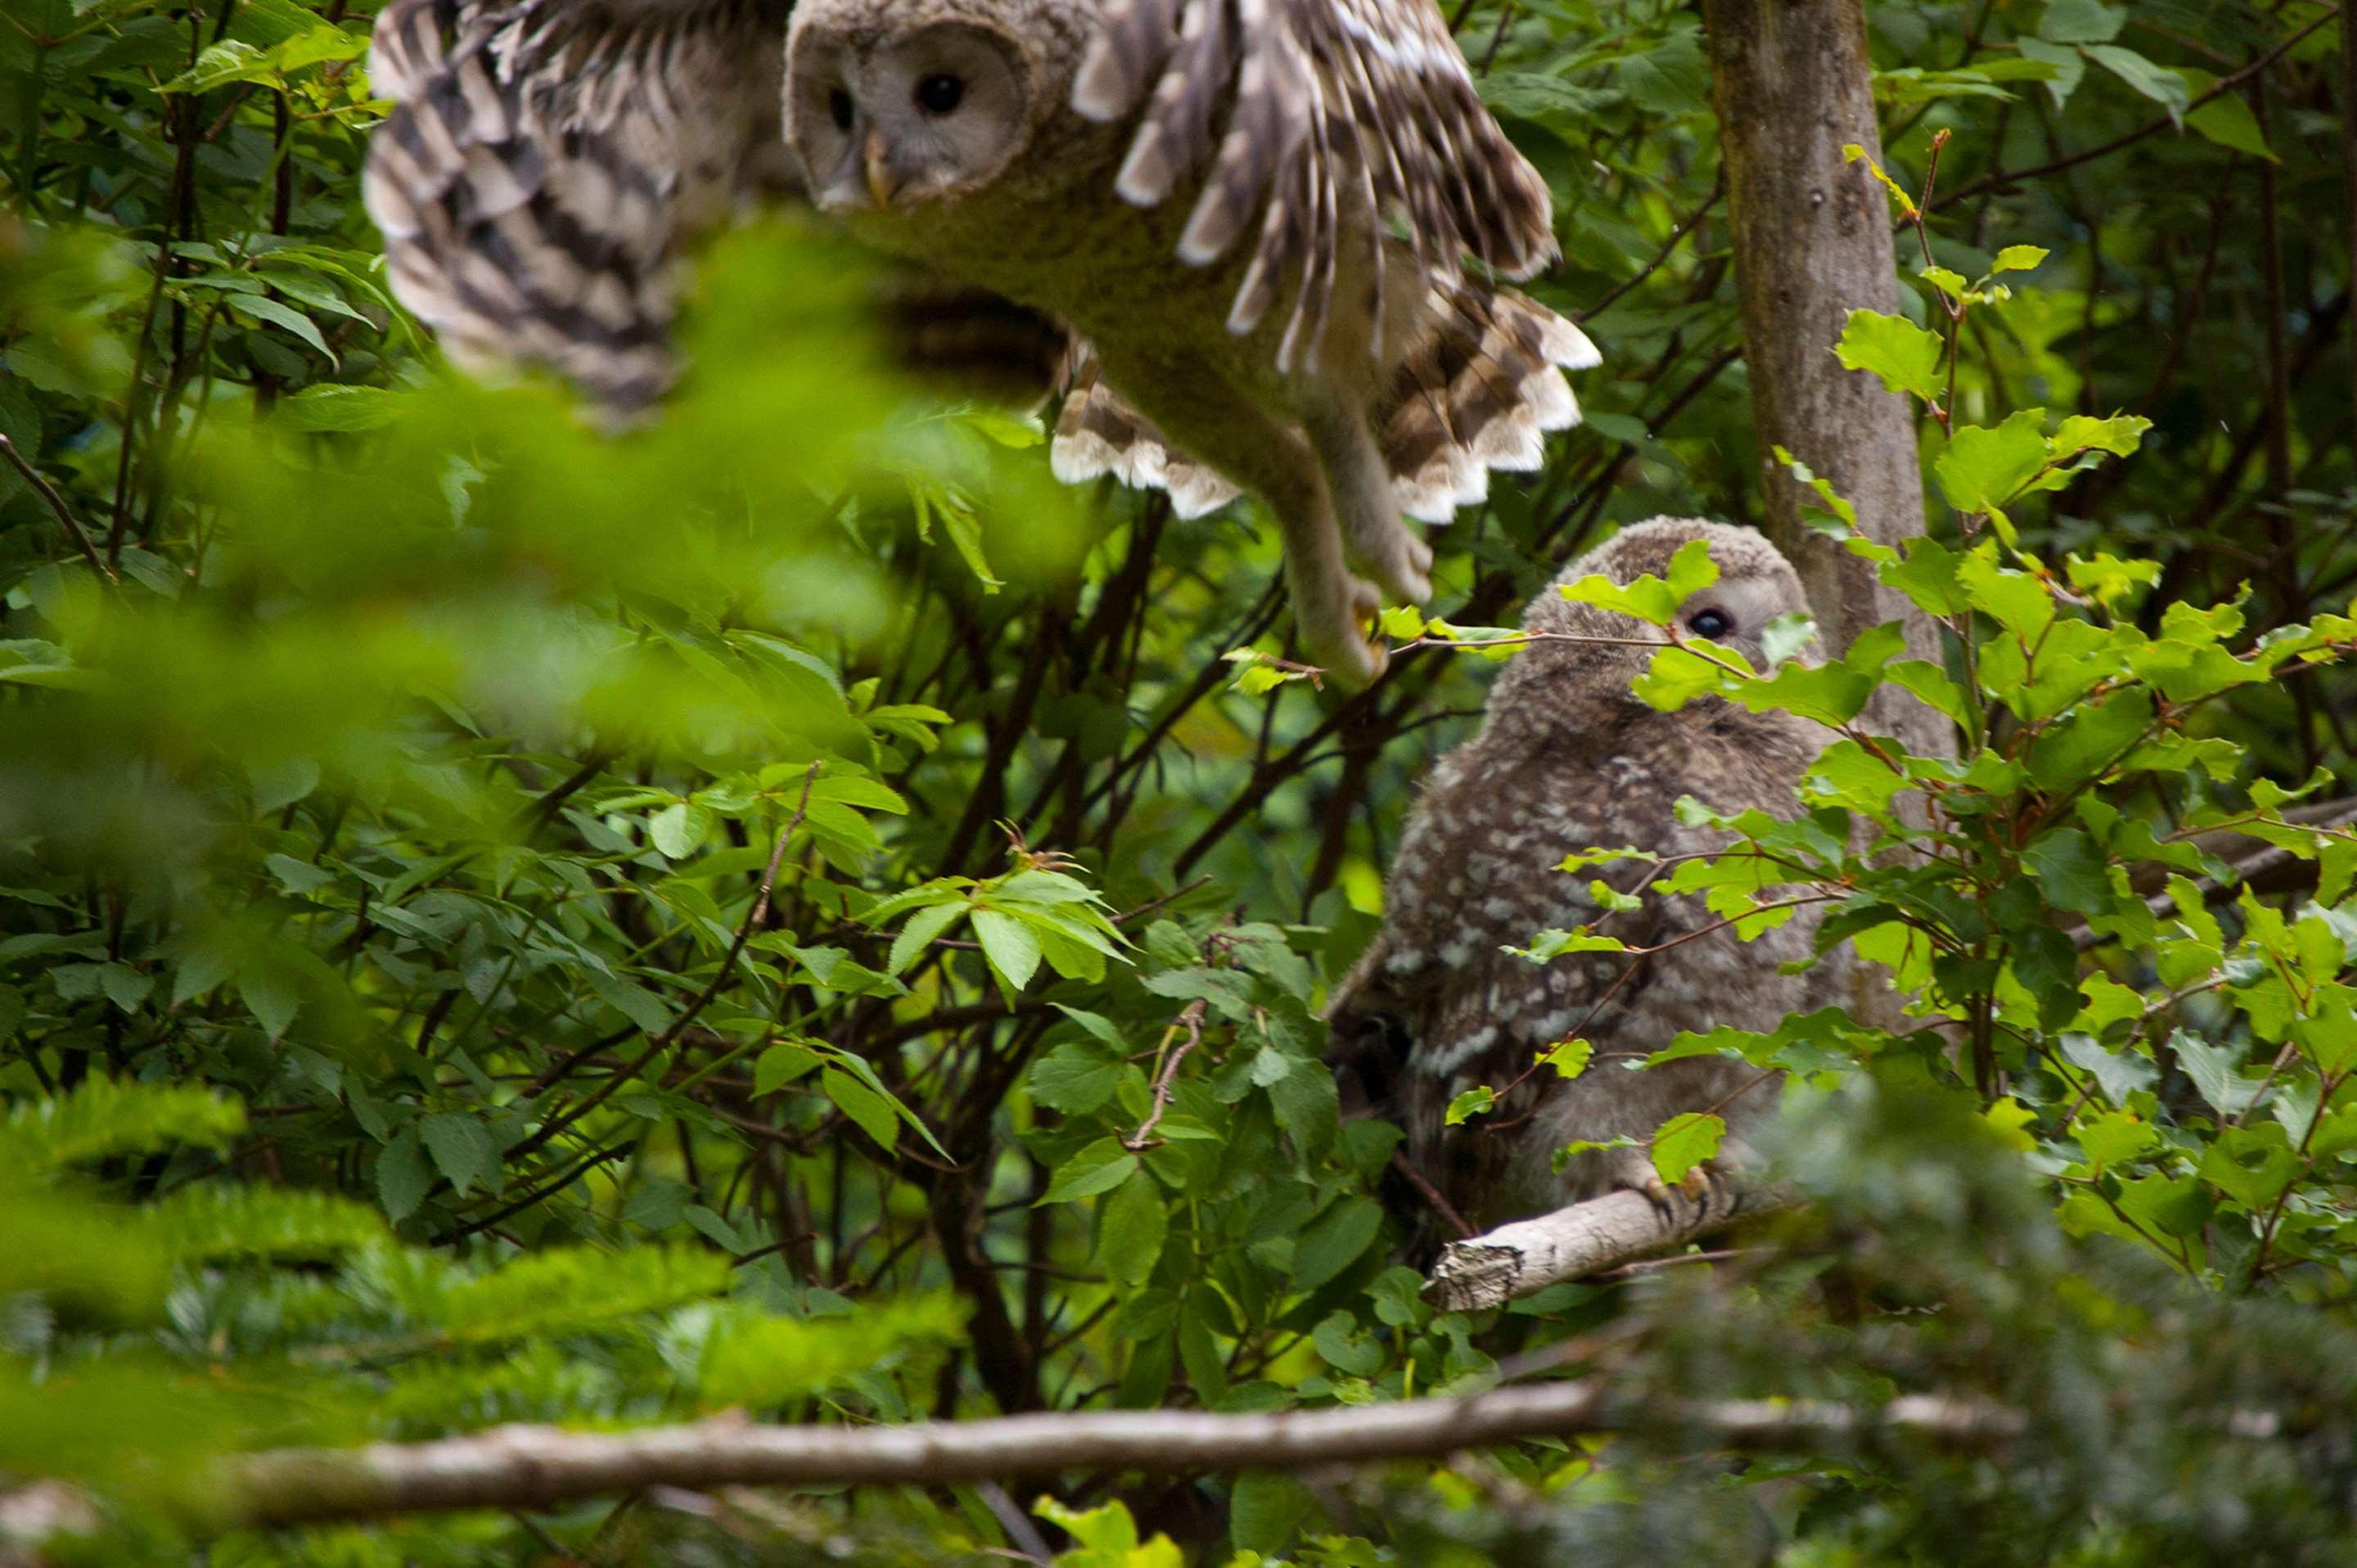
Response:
[[2084, 45, 2188, 120], [885, 899, 967, 977], [648, 802, 709, 860], [586, 971, 675, 1035], [1760, 612, 1817, 669], [2075, 1110, 2158, 1174], [1557, 537, 1718, 625], [820, 1066, 901, 1152], [2022, 827, 2113, 917], [225, 294, 337, 365], [1028, 1040, 1125, 1115], [2179, 71, 2275, 160], [1936, 409, 2049, 516], [1834, 310, 1945, 402], [1039, 1138, 1141, 1205], [971, 908, 1043, 999], [1649, 1111, 1725, 1186], [1445, 1086, 1495, 1125], [1539, 1039, 1593, 1079], [2038, 0, 2123, 43], [420, 1113, 499, 1198], [376, 1129, 430, 1222], [1290, 1196, 1382, 1291], [1990, 245, 2050, 273], [752, 1042, 822, 1095], [237, 966, 300, 1040], [2013, 38, 2084, 107], [2051, 412, 2150, 458], [1100, 1170, 1167, 1287], [1231, 1471, 1318, 1556]]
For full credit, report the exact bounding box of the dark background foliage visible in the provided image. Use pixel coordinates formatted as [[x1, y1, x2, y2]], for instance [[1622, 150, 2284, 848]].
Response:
[[2, 0, 2355, 1561]]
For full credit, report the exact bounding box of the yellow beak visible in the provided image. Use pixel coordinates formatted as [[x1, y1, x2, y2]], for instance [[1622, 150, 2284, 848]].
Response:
[[864, 132, 900, 209]]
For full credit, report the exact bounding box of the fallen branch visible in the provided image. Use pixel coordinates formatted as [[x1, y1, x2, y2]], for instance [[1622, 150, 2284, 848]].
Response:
[[211, 1379, 2017, 1530], [1423, 1184, 1799, 1312]]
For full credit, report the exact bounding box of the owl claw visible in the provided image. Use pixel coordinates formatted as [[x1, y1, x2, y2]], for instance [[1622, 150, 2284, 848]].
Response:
[[1625, 1158, 1746, 1230], [1296, 574, 1388, 690]]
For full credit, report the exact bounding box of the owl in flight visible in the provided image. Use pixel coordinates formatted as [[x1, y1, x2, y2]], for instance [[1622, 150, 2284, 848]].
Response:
[[1326, 519, 1827, 1234], [363, 0, 1596, 686]]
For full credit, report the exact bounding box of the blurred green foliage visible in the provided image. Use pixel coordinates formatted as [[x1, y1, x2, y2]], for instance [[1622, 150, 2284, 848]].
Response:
[[3, 0, 2357, 1562]]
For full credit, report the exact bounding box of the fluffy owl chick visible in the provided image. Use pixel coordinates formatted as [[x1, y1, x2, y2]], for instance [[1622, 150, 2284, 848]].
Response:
[[1325, 518, 1826, 1233], [782, 0, 1598, 687]]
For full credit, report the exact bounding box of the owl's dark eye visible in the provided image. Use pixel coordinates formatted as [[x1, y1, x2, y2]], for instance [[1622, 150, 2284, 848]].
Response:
[[1688, 609, 1733, 639], [828, 88, 855, 132], [915, 73, 965, 115]]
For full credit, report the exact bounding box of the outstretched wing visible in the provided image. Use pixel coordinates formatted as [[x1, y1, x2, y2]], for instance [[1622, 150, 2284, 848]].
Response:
[[1070, 0, 1557, 371], [363, 0, 794, 410]]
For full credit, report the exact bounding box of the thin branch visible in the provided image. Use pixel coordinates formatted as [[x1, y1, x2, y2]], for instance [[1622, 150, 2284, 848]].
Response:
[[1123, 999, 1206, 1150], [506, 763, 822, 1167], [0, 433, 115, 583], [1580, 169, 1725, 322], [1928, 11, 2335, 214]]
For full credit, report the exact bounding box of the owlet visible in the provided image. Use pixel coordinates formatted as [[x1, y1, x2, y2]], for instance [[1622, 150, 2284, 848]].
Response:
[[1326, 518, 1827, 1232]]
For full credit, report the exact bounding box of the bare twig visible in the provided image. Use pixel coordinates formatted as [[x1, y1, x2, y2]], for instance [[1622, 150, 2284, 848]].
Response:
[[505, 763, 824, 1167], [0, 433, 115, 583], [1124, 999, 1206, 1150], [1928, 11, 2335, 214]]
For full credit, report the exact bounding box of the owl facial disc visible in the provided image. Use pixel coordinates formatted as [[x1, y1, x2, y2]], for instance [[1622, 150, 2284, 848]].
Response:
[[786, 18, 1033, 214]]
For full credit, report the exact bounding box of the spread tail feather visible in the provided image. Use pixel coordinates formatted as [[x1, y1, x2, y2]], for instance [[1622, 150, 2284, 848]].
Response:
[[1046, 291, 1597, 529], [1378, 284, 1598, 525], [1049, 342, 1242, 520]]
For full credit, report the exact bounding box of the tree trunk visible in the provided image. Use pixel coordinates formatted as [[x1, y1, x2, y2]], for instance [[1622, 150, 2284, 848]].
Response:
[[1700, 0, 1946, 762], [1701, 0, 1951, 1035]]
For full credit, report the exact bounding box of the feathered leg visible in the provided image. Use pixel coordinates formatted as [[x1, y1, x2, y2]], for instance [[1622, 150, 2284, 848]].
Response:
[[1093, 344, 1387, 688], [1303, 385, 1432, 607]]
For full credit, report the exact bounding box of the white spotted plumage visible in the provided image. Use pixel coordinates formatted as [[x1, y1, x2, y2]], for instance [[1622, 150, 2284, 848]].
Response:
[[1327, 520, 1835, 1233]]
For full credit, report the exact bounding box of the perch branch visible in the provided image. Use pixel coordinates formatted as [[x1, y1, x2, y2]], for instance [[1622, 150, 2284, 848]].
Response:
[[1423, 1183, 1800, 1312], [209, 1379, 2018, 1530]]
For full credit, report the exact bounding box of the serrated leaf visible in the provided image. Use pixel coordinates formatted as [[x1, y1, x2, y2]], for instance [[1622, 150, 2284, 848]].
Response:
[[753, 1043, 822, 1095], [1039, 1138, 1141, 1204], [1936, 409, 2049, 516], [1835, 310, 1944, 402], [2022, 827, 2113, 918], [1027, 1040, 1125, 1115], [821, 1066, 900, 1152], [1101, 1171, 1166, 1287], [420, 1113, 499, 1198], [376, 1130, 430, 1222], [1290, 1196, 1381, 1291], [971, 908, 1043, 999]]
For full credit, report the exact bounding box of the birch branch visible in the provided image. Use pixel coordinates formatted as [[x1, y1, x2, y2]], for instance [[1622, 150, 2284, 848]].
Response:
[[209, 1378, 2016, 1530], [1423, 1184, 1800, 1313]]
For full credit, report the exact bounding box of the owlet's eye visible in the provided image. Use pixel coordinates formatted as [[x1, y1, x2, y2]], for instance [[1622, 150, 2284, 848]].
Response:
[[915, 74, 965, 115], [1688, 609, 1733, 638], [828, 88, 855, 132]]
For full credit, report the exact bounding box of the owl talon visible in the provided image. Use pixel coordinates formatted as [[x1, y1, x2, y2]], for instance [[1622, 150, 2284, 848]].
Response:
[[1296, 575, 1389, 690]]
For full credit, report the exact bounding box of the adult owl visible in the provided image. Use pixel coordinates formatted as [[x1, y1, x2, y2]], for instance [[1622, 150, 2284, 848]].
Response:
[[363, 0, 1063, 407], [1325, 518, 1826, 1234], [363, 0, 1597, 687]]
